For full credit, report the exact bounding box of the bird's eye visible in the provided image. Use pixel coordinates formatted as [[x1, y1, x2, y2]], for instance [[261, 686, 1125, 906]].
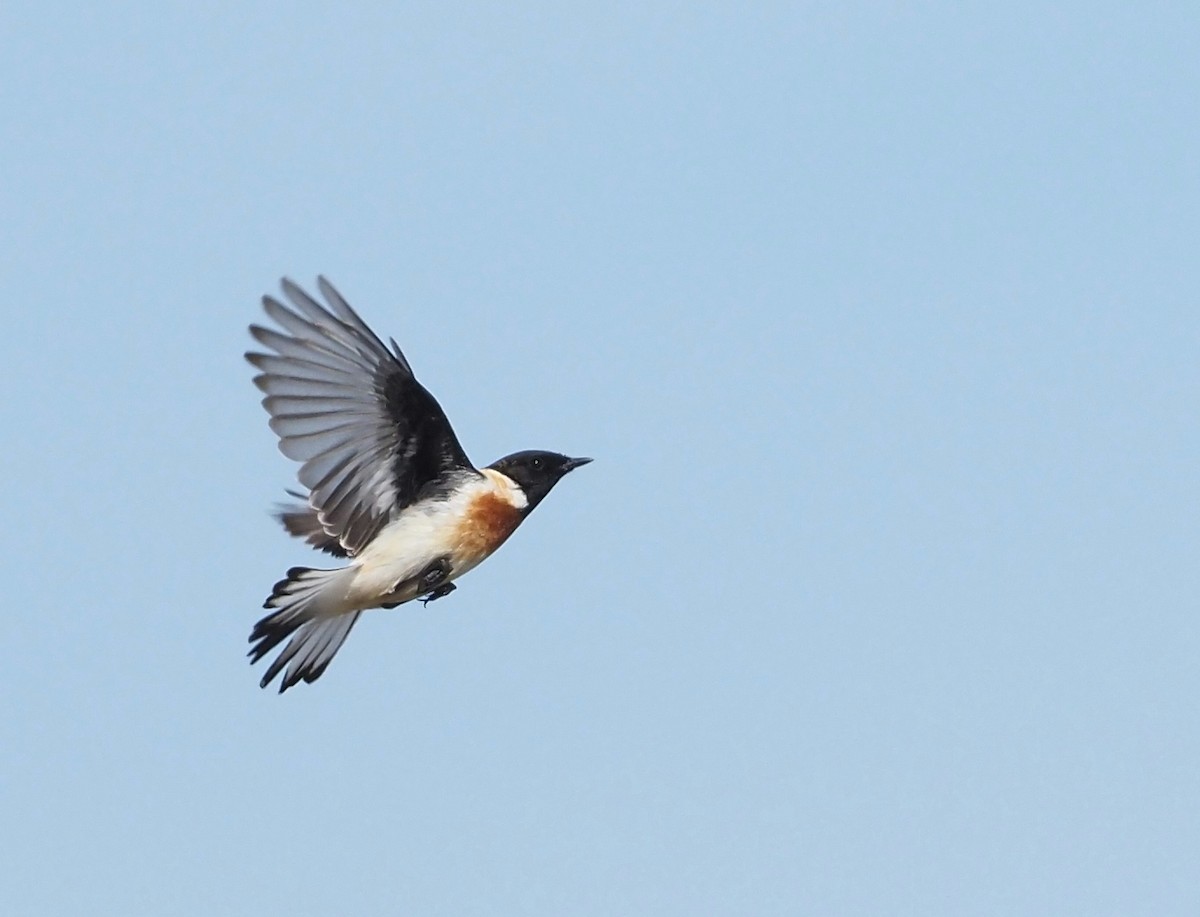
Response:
[[531, 457, 543, 469]]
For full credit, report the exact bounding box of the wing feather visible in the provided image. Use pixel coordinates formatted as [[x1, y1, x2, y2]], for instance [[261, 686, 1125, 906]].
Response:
[[248, 277, 474, 555]]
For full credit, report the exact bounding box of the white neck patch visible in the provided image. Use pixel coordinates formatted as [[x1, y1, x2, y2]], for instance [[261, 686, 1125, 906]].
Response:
[[481, 467, 529, 510]]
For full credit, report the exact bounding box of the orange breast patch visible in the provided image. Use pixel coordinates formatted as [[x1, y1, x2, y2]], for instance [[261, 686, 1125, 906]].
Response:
[[457, 490, 524, 562]]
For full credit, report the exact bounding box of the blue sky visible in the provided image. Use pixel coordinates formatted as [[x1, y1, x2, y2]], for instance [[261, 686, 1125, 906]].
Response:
[[3, 3, 1197, 914]]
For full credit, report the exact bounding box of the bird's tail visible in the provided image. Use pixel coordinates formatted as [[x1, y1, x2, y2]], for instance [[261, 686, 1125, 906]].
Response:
[[249, 566, 360, 692]]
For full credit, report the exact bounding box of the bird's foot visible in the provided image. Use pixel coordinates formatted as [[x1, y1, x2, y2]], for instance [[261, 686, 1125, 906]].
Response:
[[419, 582, 456, 606]]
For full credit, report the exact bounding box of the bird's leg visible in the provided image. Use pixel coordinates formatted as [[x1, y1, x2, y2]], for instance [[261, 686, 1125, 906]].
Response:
[[414, 557, 456, 606]]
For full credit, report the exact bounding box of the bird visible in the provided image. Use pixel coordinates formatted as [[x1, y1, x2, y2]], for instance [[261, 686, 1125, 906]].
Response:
[[245, 277, 592, 692]]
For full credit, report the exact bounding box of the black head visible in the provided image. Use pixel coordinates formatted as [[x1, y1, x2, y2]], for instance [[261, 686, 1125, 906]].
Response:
[[488, 450, 592, 511]]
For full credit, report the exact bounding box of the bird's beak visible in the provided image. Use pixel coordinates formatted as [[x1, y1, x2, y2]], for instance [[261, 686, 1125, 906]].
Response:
[[562, 456, 593, 472]]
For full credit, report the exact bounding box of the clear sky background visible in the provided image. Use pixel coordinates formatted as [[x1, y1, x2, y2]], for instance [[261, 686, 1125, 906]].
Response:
[[3, 3, 1197, 915]]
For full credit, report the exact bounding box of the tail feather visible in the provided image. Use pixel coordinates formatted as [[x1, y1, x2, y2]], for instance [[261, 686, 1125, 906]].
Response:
[[249, 566, 360, 692]]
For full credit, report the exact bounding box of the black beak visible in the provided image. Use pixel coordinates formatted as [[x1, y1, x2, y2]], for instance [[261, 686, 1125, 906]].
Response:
[[562, 456, 593, 472]]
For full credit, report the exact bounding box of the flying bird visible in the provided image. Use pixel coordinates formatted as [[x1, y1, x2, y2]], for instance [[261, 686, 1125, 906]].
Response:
[[245, 277, 591, 692]]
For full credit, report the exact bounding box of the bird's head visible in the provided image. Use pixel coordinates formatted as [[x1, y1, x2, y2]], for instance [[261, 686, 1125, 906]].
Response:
[[489, 451, 592, 510]]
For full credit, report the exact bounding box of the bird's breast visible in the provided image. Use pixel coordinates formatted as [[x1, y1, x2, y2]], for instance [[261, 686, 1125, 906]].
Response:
[[349, 470, 528, 607], [454, 488, 524, 564]]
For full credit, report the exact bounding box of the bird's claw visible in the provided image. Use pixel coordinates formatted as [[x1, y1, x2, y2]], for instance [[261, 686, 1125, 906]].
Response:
[[419, 583, 456, 606]]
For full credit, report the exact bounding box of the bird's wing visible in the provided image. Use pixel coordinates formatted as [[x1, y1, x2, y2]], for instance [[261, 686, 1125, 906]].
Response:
[[275, 490, 348, 557], [247, 277, 474, 556]]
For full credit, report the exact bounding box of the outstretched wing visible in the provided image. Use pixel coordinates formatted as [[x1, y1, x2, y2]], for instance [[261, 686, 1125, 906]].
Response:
[[247, 277, 474, 556]]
